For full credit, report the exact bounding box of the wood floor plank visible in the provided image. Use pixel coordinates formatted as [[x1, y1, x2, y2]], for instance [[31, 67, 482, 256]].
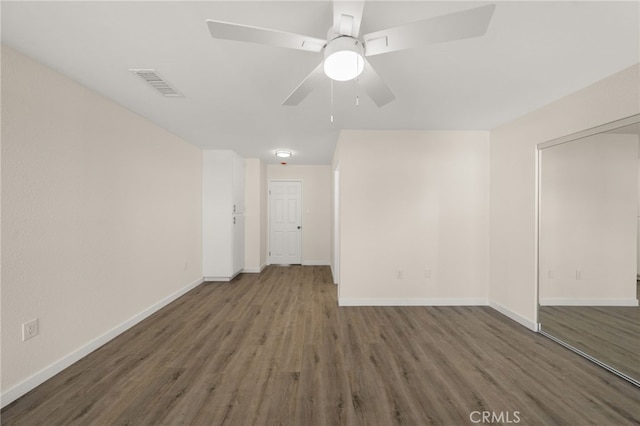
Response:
[[2, 265, 639, 425], [261, 372, 301, 426]]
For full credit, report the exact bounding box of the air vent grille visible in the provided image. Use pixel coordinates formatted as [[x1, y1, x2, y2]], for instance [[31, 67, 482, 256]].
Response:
[[129, 69, 184, 97]]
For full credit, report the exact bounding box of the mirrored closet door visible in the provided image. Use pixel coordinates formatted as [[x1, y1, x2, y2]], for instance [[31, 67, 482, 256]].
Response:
[[538, 115, 640, 385]]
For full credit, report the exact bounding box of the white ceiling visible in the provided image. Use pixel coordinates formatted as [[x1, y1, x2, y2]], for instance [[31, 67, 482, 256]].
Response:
[[2, 1, 638, 164]]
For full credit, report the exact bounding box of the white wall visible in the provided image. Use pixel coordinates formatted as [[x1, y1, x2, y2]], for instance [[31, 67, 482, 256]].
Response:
[[267, 165, 331, 265], [334, 130, 490, 305], [539, 134, 638, 305], [489, 64, 640, 325], [1, 46, 203, 404]]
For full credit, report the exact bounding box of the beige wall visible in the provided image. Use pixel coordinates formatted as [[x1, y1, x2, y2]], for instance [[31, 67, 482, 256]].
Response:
[[539, 134, 638, 304], [334, 130, 490, 304], [244, 158, 267, 272], [260, 161, 268, 267], [267, 165, 332, 265], [1, 46, 202, 402], [489, 64, 640, 325]]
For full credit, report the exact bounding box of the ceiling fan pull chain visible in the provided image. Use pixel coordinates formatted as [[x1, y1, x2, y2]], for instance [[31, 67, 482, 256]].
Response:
[[355, 53, 360, 107], [330, 79, 334, 123]]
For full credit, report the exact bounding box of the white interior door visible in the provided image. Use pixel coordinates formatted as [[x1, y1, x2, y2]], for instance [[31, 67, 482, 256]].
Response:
[[269, 180, 302, 264]]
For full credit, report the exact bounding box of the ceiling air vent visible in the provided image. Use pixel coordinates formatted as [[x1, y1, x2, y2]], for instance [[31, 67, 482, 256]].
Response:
[[129, 69, 184, 97]]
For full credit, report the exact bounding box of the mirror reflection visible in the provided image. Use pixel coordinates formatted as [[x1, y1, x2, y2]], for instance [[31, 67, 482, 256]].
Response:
[[538, 121, 640, 383]]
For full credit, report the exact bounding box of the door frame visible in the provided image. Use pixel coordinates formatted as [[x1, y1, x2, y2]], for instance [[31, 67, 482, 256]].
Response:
[[333, 166, 340, 286], [267, 179, 303, 265]]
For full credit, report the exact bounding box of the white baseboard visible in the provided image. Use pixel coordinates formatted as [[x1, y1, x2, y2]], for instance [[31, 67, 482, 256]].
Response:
[[1, 277, 204, 409], [242, 263, 266, 274], [338, 297, 488, 307], [204, 269, 244, 281], [539, 298, 638, 307], [489, 301, 538, 331], [302, 260, 330, 266], [337, 298, 539, 332]]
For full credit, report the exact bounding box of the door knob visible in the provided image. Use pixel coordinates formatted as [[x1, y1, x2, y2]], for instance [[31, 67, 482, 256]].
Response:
[[297, 226, 301, 229]]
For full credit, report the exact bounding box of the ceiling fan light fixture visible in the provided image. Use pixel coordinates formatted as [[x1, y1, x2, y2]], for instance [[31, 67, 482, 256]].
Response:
[[275, 150, 292, 158], [323, 37, 364, 82]]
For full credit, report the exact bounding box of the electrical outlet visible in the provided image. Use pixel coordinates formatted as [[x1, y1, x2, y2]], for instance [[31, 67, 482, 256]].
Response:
[[22, 319, 39, 341], [396, 270, 403, 279], [576, 270, 583, 280], [424, 269, 431, 279], [548, 270, 554, 279]]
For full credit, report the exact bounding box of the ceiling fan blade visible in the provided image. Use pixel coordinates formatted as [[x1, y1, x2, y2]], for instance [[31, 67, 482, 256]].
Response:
[[333, 1, 366, 37], [282, 62, 325, 106], [358, 59, 395, 107], [363, 4, 496, 57], [207, 20, 326, 53]]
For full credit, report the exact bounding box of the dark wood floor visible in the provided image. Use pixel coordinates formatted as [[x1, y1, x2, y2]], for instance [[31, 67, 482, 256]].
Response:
[[3, 266, 639, 425]]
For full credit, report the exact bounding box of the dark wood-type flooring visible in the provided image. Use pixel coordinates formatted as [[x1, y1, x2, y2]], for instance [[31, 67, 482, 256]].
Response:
[[3, 266, 639, 425]]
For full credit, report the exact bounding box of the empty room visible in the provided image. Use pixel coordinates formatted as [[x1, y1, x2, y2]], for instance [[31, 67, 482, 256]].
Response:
[[1, 1, 639, 425]]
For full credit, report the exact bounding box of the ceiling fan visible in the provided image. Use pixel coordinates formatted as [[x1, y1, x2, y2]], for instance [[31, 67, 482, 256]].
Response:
[[206, 2, 496, 107]]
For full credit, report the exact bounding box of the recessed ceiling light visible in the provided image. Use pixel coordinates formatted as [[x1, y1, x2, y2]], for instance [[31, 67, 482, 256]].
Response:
[[275, 150, 292, 158]]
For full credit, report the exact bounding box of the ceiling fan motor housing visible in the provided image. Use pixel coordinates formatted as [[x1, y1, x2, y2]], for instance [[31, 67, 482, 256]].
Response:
[[323, 36, 364, 81]]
